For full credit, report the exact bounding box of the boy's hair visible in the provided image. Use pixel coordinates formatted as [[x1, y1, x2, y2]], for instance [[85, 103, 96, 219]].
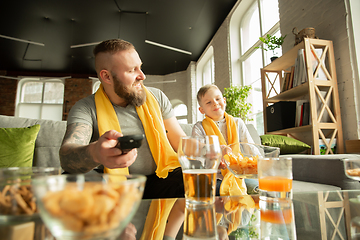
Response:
[[197, 84, 221, 105], [93, 39, 134, 57]]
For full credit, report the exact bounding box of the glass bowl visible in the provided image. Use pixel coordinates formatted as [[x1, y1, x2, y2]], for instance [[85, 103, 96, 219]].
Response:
[[223, 142, 280, 179], [0, 167, 61, 223], [32, 173, 146, 240], [343, 158, 360, 181]]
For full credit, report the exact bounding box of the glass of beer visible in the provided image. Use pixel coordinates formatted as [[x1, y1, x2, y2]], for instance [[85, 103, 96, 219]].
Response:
[[178, 135, 221, 205], [258, 157, 293, 200]]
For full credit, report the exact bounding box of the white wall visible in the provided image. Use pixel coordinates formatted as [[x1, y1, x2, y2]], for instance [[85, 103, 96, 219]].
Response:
[[154, 0, 360, 139], [278, 0, 360, 141]]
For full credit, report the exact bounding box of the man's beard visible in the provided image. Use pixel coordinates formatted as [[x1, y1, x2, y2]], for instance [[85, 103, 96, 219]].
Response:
[[113, 74, 146, 106]]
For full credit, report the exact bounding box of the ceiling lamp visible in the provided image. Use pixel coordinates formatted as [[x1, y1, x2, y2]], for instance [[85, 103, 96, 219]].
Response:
[[145, 40, 192, 55], [70, 42, 101, 49], [0, 34, 45, 46]]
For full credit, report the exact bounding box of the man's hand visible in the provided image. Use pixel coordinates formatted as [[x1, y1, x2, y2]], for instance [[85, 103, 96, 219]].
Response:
[[118, 223, 137, 240], [60, 122, 137, 173], [89, 130, 138, 169]]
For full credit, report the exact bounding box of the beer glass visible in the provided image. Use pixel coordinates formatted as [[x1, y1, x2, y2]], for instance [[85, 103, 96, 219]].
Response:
[[178, 135, 221, 205]]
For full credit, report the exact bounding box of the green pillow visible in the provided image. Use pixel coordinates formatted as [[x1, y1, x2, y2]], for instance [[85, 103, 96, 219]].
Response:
[[260, 134, 311, 154], [0, 125, 41, 168]]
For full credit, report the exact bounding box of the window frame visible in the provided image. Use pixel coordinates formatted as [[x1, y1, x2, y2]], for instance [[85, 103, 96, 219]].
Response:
[[230, 0, 281, 134], [15, 77, 65, 120]]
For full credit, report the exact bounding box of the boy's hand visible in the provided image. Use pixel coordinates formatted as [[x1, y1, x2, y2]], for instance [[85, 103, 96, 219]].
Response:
[[219, 145, 231, 169]]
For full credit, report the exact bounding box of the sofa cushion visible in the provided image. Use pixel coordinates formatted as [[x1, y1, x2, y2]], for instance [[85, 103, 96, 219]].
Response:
[[0, 115, 67, 168], [289, 154, 360, 190], [260, 134, 311, 154], [0, 124, 40, 168]]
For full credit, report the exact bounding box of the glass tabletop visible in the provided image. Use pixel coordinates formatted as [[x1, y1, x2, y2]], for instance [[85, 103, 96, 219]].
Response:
[[132, 189, 360, 240], [0, 189, 359, 240]]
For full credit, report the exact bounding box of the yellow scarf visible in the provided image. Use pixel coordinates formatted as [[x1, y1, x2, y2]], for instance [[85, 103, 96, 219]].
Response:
[[202, 113, 254, 234], [94, 84, 178, 240], [201, 113, 246, 194]]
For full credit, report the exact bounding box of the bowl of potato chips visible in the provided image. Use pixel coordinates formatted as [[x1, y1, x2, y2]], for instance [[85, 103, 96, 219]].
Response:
[[343, 158, 360, 181], [32, 173, 146, 240], [0, 167, 61, 223]]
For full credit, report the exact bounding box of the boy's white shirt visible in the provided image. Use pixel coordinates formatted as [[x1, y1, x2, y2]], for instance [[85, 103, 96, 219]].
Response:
[[192, 117, 255, 144], [192, 116, 255, 182]]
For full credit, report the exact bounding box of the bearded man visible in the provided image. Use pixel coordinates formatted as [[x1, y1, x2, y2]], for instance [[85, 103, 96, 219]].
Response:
[[59, 39, 187, 199]]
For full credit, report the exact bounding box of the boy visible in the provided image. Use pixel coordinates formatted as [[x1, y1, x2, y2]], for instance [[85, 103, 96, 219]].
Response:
[[193, 84, 258, 194]]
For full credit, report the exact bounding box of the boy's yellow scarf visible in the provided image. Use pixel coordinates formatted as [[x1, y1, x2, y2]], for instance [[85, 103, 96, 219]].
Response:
[[201, 112, 246, 195], [202, 113, 252, 233], [94, 84, 178, 240]]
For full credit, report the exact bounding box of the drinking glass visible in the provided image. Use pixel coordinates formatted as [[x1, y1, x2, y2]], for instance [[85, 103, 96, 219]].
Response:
[[178, 135, 221, 240], [342, 158, 360, 239], [178, 135, 221, 205], [259, 198, 296, 239], [258, 157, 293, 200], [223, 142, 280, 179]]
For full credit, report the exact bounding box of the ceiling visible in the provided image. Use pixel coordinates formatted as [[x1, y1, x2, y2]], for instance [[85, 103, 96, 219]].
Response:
[[0, 0, 237, 77]]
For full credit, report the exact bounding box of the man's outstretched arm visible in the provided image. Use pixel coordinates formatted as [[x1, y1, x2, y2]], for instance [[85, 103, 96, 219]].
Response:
[[59, 123, 99, 173], [59, 122, 138, 173]]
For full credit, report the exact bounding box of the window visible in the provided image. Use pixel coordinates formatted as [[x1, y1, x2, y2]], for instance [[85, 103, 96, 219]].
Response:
[[16, 78, 65, 121], [202, 55, 215, 86], [231, 0, 281, 134], [92, 79, 101, 93], [173, 103, 188, 124], [195, 46, 215, 122]]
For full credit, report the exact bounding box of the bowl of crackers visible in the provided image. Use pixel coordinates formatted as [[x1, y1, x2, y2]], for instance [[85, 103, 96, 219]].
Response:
[[0, 167, 61, 223], [343, 158, 360, 181], [32, 173, 146, 240], [223, 142, 280, 179]]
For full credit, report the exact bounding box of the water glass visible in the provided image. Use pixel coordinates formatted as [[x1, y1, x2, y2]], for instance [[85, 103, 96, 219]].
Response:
[[178, 135, 221, 205], [259, 198, 296, 239], [183, 202, 217, 240], [258, 157, 293, 200]]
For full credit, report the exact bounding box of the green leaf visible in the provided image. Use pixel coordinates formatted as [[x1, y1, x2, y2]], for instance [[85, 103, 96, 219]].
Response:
[[223, 85, 253, 122]]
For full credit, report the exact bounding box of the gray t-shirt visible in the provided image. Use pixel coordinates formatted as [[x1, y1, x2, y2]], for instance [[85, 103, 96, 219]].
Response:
[[67, 87, 174, 175]]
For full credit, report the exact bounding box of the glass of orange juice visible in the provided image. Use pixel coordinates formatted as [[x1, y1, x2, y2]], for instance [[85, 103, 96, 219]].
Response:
[[258, 157, 292, 200], [259, 198, 296, 239]]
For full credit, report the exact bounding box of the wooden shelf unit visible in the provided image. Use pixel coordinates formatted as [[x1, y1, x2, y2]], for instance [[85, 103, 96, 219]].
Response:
[[261, 38, 344, 155]]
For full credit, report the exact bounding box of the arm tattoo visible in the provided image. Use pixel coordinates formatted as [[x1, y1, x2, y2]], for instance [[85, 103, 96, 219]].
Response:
[[59, 122, 99, 173]]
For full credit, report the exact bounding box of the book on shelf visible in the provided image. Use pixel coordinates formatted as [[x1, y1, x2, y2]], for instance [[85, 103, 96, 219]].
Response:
[[287, 66, 295, 90], [281, 72, 291, 92], [302, 102, 310, 126], [295, 100, 310, 127], [291, 48, 327, 88]]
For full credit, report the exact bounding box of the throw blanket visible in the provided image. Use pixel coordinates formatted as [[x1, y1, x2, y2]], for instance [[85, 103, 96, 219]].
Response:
[[94, 84, 178, 240]]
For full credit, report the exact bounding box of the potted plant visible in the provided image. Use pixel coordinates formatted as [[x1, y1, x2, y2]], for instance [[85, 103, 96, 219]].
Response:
[[256, 34, 287, 61], [223, 85, 253, 122]]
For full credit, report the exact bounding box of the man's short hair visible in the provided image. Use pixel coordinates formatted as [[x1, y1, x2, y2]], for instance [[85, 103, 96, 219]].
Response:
[[197, 84, 220, 105], [93, 39, 134, 56]]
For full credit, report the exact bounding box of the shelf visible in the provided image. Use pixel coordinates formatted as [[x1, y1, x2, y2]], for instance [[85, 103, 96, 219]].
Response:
[[267, 125, 312, 135], [263, 41, 305, 71], [266, 82, 309, 103], [261, 39, 344, 154]]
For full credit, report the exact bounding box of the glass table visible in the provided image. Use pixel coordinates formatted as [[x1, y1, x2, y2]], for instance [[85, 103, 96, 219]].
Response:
[[0, 190, 359, 240]]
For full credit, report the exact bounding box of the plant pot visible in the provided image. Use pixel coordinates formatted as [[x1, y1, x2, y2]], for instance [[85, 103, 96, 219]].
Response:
[[270, 56, 278, 62]]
